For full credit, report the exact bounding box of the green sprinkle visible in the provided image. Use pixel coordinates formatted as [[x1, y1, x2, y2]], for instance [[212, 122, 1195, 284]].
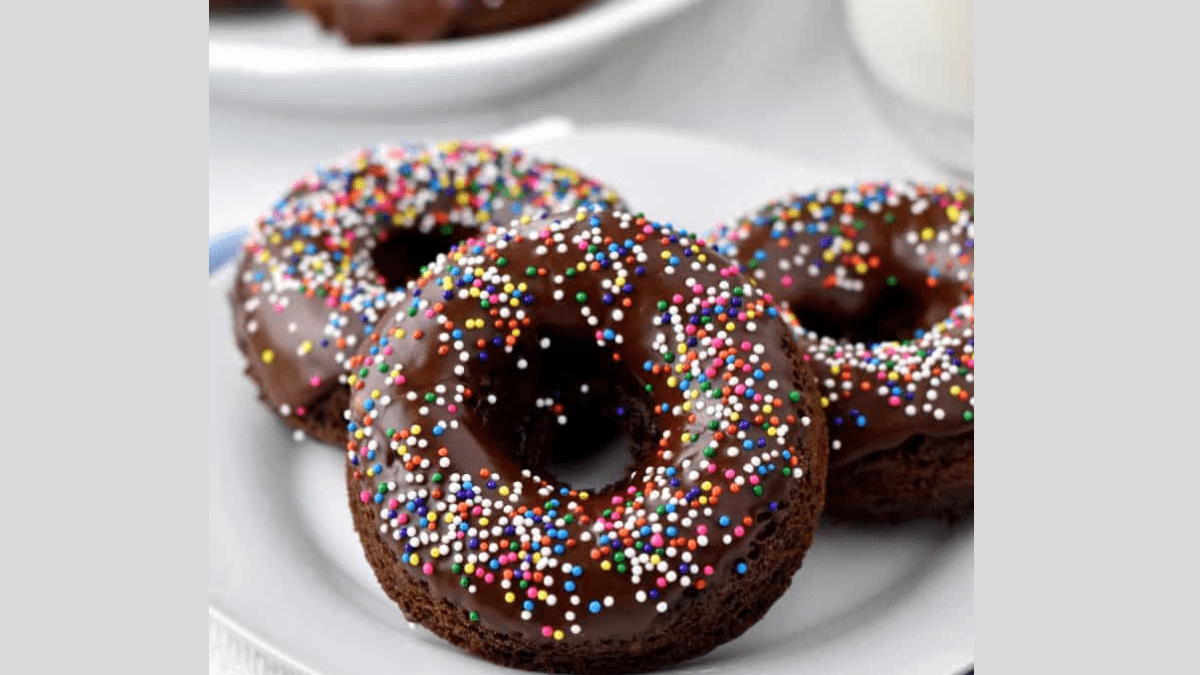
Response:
[[788, 391, 801, 403], [576, 292, 588, 303], [963, 410, 974, 421], [526, 266, 537, 276], [469, 611, 480, 622]]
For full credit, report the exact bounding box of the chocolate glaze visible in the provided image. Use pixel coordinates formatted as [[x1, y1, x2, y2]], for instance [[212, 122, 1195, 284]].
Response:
[[288, 0, 596, 45], [712, 182, 974, 468], [229, 141, 625, 435], [343, 209, 827, 652]]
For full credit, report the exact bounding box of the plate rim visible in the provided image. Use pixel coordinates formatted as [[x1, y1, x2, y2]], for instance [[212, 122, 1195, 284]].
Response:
[[209, 0, 711, 76]]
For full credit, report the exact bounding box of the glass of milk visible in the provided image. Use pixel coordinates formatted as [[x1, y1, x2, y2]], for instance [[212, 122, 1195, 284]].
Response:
[[842, 0, 974, 177]]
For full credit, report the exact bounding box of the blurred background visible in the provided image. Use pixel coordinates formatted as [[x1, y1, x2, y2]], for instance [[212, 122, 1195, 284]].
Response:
[[210, 0, 973, 235]]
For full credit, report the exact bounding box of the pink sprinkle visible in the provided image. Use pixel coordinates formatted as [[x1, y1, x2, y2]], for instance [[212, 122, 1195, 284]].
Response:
[[448, 404, 457, 413], [696, 524, 708, 536], [485, 573, 495, 584], [749, 475, 760, 485], [706, 463, 718, 474], [740, 341, 752, 351], [781, 274, 794, 287], [542, 626, 553, 638], [310, 377, 321, 386], [888, 396, 902, 407], [734, 385, 746, 395], [273, 304, 285, 314], [704, 565, 715, 576], [325, 298, 336, 308], [734, 526, 745, 537], [691, 284, 704, 293], [396, 375, 406, 385], [383, 346, 393, 355], [388, 499, 400, 509], [397, 514, 408, 525], [656, 577, 668, 588], [612, 496, 623, 505], [359, 491, 371, 503], [724, 469, 735, 479], [527, 588, 538, 599], [422, 562, 434, 576], [672, 294, 684, 304], [475, 568, 485, 578], [650, 534, 664, 547]]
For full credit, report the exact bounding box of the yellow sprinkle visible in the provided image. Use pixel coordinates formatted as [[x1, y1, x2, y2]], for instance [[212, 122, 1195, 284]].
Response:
[[537, 590, 548, 601], [650, 554, 661, 565], [299, 340, 313, 355], [430, 548, 441, 558], [763, 404, 773, 414], [410, 424, 422, 435], [261, 349, 274, 364], [505, 592, 516, 603], [921, 227, 935, 241], [701, 481, 712, 491], [950, 385, 962, 396], [730, 412, 740, 422], [464, 563, 475, 574], [396, 444, 408, 456], [767, 428, 777, 437], [667, 376, 678, 388], [820, 397, 830, 407], [499, 486, 510, 496], [553, 630, 564, 641], [947, 206, 961, 222], [855, 263, 869, 275], [479, 517, 489, 526], [699, 496, 708, 505], [600, 560, 612, 571], [371, 389, 381, 399], [409, 554, 420, 566]]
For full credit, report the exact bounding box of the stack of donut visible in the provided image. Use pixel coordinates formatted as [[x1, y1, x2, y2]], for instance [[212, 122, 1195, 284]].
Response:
[[228, 141, 972, 673]]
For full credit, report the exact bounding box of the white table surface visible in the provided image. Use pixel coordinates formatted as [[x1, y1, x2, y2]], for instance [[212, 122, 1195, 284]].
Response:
[[209, 1, 958, 672]]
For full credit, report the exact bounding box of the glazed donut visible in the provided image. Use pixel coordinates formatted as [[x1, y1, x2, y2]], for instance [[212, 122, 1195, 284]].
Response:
[[343, 208, 828, 673], [229, 141, 625, 445], [288, 0, 597, 45], [712, 182, 973, 523]]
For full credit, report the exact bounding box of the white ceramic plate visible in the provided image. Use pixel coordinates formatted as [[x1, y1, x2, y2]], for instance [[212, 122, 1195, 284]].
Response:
[[209, 124, 973, 675], [209, 0, 709, 112]]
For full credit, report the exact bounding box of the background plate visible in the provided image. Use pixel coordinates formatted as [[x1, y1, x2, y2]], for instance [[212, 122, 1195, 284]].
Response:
[[209, 123, 973, 675], [209, 0, 710, 112]]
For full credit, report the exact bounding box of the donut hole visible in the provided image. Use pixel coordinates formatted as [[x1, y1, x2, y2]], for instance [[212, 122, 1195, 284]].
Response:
[[465, 327, 658, 493], [369, 226, 477, 290], [790, 282, 936, 343]]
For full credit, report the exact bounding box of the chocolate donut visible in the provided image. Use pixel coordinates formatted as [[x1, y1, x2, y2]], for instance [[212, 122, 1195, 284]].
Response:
[[288, 0, 596, 45], [343, 208, 828, 673], [229, 141, 625, 445], [712, 182, 973, 523]]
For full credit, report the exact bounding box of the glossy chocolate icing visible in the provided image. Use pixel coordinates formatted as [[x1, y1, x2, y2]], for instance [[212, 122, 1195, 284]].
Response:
[[229, 141, 625, 430], [712, 183, 974, 467], [288, 0, 596, 45], [344, 209, 827, 642]]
